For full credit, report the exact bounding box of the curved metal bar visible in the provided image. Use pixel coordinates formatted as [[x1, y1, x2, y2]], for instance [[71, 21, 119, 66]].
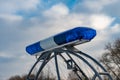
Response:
[[54, 52, 61, 80], [63, 52, 89, 80], [27, 53, 57, 80], [59, 54, 82, 80], [34, 53, 51, 80], [34, 60, 48, 80], [27, 55, 46, 80], [68, 47, 113, 80], [74, 71, 82, 80], [67, 47, 108, 72], [63, 49, 103, 80], [27, 60, 39, 80]]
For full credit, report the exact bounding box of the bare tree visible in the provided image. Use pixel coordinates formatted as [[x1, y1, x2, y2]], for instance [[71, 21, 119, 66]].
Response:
[[100, 38, 120, 80], [8, 73, 56, 80]]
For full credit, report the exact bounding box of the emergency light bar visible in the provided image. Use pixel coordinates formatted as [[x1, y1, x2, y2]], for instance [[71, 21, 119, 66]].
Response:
[[26, 27, 96, 55]]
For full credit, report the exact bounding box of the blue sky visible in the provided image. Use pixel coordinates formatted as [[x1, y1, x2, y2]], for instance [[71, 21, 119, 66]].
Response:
[[0, 0, 120, 80]]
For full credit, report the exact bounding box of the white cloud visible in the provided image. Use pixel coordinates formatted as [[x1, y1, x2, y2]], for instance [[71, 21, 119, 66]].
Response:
[[89, 14, 115, 30], [107, 24, 120, 40], [43, 3, 69, 18], [0, 14, 23, 22], [83, 0, 118, 12], [0, 0, 39, 14], [43, 12, 115, 30], [110, 24, 120, 33]]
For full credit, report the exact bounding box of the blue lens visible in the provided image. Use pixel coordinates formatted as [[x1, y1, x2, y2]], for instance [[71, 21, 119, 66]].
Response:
[[54, 27, 96, 44], [26, 41, 44, 55]]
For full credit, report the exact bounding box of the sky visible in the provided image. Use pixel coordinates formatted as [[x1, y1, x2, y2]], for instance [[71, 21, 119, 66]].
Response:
[[0, 0, 120, 80]]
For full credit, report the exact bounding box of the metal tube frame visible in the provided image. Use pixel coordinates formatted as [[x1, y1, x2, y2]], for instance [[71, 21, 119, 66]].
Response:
[[54, 52, 61, 80], [27, 46, 113, 80], [59, 53, 88, 80]]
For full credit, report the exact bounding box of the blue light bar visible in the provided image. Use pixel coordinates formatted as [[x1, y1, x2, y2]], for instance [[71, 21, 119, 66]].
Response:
[[26, 27, 96, 55]]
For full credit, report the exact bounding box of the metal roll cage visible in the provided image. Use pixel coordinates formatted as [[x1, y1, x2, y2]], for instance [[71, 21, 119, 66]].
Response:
[[27, 46, 113, 80]]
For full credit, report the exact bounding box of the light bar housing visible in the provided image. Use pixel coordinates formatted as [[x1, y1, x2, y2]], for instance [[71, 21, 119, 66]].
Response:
[[26, 27, 96, 56]]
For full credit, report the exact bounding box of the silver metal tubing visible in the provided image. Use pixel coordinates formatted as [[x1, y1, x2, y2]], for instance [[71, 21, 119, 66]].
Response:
[[59, 54, 82, 80], [70, 47, 112, 80], [34, 53, 52, 80], [27, 54, 47, 80], [63, 49, 102, 80], [63, 53, 89, 79], [27, 46, 113, 80], [54, 52, 61, 80]]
